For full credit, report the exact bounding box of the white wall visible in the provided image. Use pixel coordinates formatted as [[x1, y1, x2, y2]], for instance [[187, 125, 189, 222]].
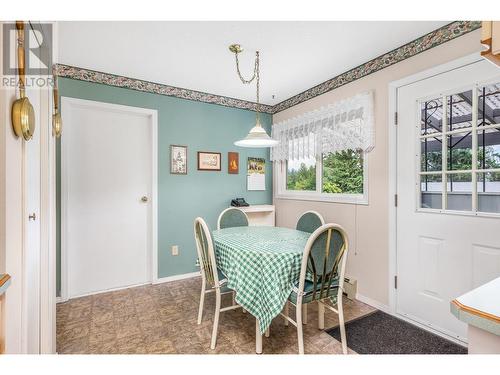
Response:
[[272, 30, 483, 307]]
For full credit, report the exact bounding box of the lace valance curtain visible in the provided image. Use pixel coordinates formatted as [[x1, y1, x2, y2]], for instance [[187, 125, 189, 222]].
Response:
[[270, 91, 375, 161]]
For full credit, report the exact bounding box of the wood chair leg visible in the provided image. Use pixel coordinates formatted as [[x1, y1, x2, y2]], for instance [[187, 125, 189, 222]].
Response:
[[232, 290, 236, 306], [283, 301, 289, 326], [210, 288, 221, 350], [337, 293, 347, 354], [318, 301, 325, 330], [256, 319, 262, 354], [302, 303, 308, 324], [296, 303, 304, 354], [265, 327, 270, 337], [197, 280, 206, 325]]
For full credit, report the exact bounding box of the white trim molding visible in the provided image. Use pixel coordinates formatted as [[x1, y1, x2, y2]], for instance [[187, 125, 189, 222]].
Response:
[[60, 97, 159, 300], [153, 271, 201, 285], [355, 293, 391, 314]]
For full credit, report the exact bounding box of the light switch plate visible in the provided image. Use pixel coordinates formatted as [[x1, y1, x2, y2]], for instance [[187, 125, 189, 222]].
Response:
[[171, 245, 179, 256]]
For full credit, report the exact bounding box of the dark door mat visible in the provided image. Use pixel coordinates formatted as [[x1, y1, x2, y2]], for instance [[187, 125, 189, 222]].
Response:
[[326, 310, 467, 354]]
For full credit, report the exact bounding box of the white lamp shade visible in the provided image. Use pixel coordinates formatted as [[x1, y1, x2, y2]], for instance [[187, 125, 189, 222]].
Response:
[[234, 124, 278, 148]]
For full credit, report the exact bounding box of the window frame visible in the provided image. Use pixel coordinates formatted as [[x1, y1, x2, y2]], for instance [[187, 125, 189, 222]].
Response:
[[416, 79, 500, 217], [274, 151, 369, 205]]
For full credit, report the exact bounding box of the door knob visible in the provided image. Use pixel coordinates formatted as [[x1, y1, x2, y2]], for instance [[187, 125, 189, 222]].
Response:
[[29, 213, 36, 221], [141, 196, 148, 203]]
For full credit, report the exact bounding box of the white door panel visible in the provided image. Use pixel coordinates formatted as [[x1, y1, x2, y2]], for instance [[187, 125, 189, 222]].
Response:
[[397, 59, 500, 342], [63, 100, 152, 298]]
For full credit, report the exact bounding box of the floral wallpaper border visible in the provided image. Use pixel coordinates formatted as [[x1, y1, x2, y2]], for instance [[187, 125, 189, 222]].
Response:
[[54, 21, 481, 115], [272, 21, 481, 113], [53, 64, 275, 114]]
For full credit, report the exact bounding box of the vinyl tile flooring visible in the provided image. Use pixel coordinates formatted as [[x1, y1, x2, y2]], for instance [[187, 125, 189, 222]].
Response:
[[56, 277, 375, 354]]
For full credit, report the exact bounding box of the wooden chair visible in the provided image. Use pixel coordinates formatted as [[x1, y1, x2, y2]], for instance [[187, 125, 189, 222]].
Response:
[[194, 217, 241, 349], [281, 223, 349, 354], [217, 207, 249, 230]]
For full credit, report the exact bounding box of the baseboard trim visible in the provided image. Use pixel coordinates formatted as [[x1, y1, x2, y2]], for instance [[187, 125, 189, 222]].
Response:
[[56, 272, 201, 304], [153, 271, 200, 285], [355, 293, 391, 314]]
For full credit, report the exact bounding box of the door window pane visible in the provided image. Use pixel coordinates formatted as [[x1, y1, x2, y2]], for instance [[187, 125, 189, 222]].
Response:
[[477, 128, 500, 170], [478, 172, 500, 213], [286, 157, 316, 191], [448, 131, 473, 171], [446, 173, 472, 211], [421, 98, 443, 136], [420, 174, 442, 209], [420, 137, 442, 172], [447, 91, 473, 131], [322, 150, 363, 194], [477, 83, 500, 127]]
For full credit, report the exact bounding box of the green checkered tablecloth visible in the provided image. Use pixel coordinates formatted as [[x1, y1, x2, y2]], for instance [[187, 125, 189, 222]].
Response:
[[212, 226, 310, 334]]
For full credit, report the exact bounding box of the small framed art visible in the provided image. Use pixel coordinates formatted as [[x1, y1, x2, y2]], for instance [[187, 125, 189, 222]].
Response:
[[170, 145, 187, 174], [197, 151, 221, 171], [228, 152, 239, 174]]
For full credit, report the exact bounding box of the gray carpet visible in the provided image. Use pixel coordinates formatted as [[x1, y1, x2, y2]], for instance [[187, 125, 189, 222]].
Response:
[[327, 310, 467, 354]]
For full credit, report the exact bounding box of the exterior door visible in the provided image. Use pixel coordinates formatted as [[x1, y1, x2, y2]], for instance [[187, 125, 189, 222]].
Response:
[[396, 59, 500, 342], [62, 99, 153, 299]]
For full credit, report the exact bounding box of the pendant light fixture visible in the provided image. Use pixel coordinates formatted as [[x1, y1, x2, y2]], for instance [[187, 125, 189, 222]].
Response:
[[229, 44, 278, 148]]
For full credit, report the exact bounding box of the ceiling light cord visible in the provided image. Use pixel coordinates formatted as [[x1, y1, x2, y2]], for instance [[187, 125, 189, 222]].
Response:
[[234, 50, 261, 124]]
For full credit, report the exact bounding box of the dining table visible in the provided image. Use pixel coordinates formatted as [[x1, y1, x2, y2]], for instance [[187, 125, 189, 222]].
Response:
[[212, 225, 310, 354]]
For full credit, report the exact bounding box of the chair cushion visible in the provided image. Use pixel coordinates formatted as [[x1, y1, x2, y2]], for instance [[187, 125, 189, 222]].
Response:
[[288, 278, 339, 304], [217, 268, 227, 282], [216, 268, 234, 294]]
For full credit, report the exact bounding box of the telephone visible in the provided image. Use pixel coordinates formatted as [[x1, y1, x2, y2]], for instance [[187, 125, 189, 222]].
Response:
[[231, 198, 249, 207]]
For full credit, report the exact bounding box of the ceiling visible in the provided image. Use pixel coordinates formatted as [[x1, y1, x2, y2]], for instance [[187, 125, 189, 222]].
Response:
[[57, 21, 449, 105]]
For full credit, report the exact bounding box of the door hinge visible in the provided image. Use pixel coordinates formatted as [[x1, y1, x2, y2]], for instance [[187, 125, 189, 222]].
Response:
[[394, 194, 398, 207], [394, 275, 398, 289], [394, 111, 398, 125]]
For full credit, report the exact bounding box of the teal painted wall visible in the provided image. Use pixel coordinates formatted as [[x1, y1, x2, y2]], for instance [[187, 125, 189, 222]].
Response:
[[56, 78, 272, 295]]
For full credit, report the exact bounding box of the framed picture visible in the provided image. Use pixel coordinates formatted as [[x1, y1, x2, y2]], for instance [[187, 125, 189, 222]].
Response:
[[197, 151, 221, 171], [170, 145, 187, 174], [228, 152, 239, 174]]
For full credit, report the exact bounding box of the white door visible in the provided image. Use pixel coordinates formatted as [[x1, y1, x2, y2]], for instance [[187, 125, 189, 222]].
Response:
[[397, 59, 500, 342], [62, 99, 155, 298]]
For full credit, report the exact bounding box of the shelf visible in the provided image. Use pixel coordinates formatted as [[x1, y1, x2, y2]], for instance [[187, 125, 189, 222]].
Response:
[[238, 205, 275, 213]]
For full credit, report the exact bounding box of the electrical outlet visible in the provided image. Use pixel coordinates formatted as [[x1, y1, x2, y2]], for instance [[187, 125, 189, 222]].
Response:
[[171, 245, 179, 256]]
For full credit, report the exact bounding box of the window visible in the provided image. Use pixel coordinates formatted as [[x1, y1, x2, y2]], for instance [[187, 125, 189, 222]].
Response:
[[272, 91, 373, 204], [419, 81, 500, 215], [286, 157, 316, 191], [278, 149, 367, 204]]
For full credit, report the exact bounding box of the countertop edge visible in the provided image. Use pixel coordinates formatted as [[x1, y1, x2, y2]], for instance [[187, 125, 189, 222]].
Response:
[[0, 274, 11, 296], [451, 299, 500, 336]]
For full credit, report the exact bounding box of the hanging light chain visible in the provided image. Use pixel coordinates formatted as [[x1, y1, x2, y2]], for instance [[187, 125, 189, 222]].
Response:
[[234, 50, 261, 123]]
